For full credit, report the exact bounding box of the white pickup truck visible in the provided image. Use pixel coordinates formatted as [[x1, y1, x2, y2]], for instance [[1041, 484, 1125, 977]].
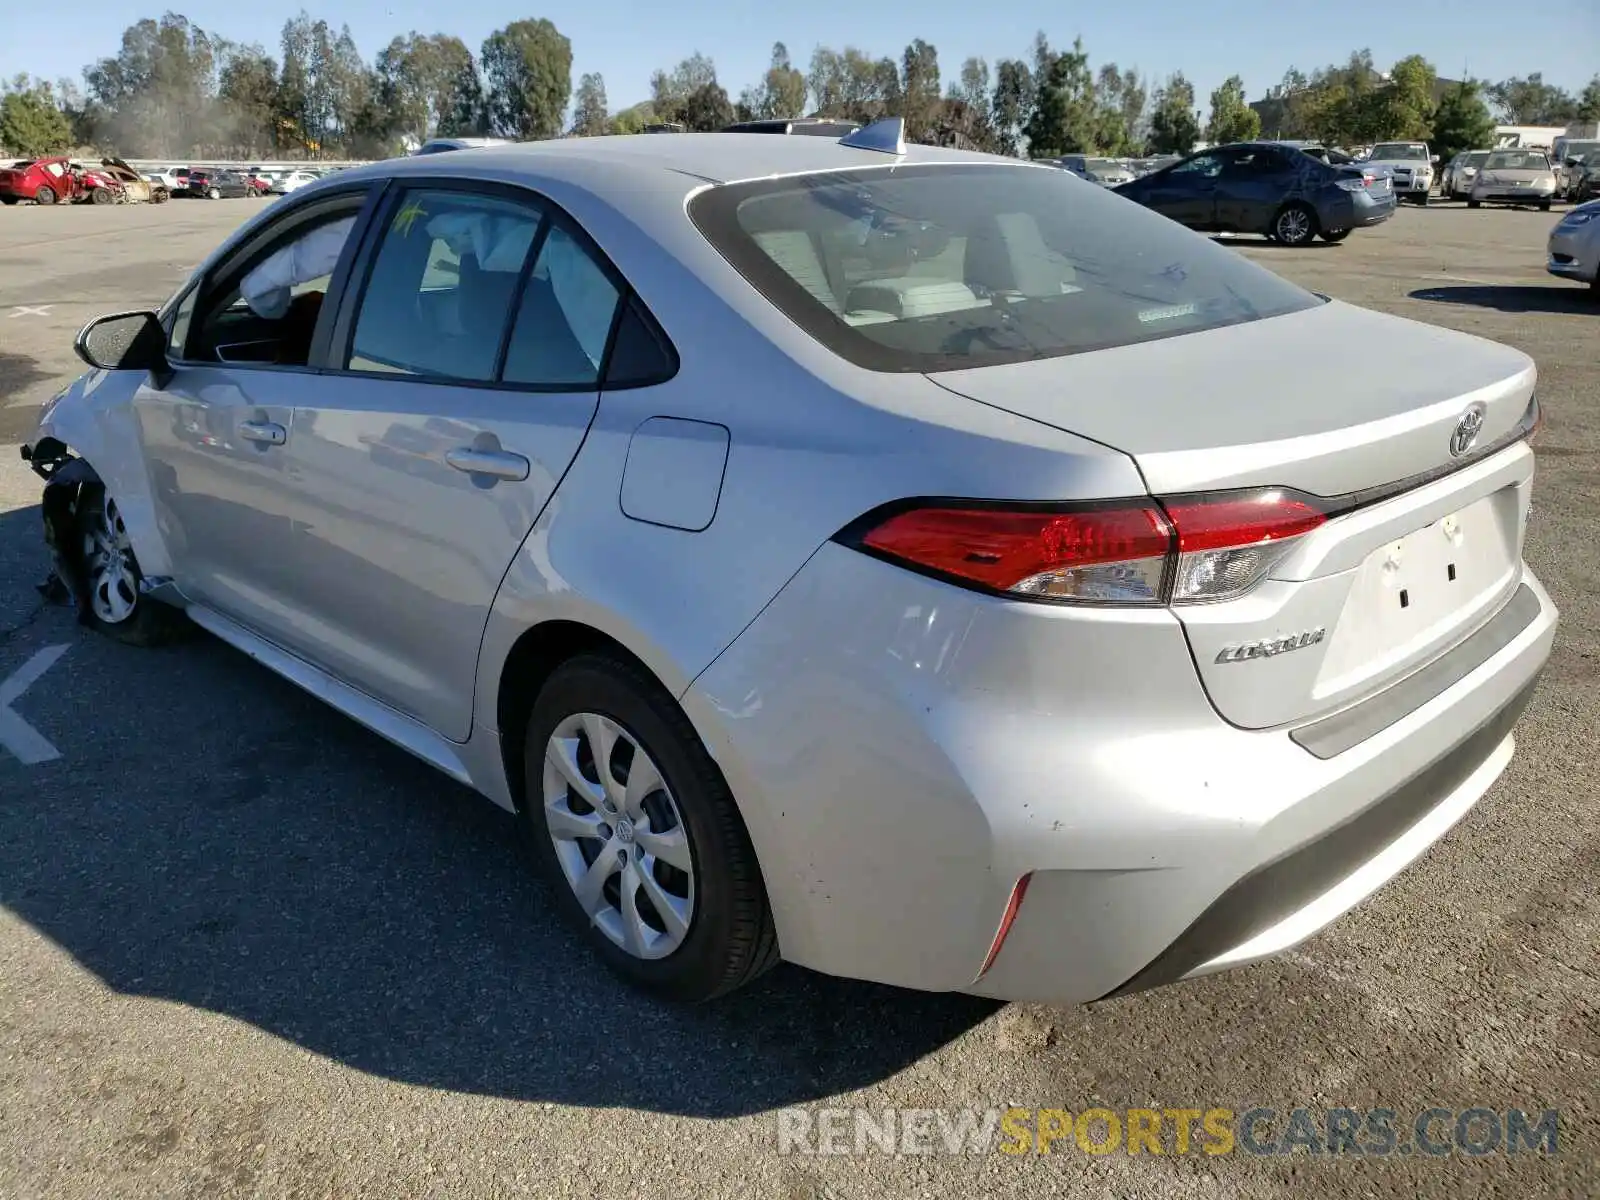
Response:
[[1361, 141, 1436, 205]]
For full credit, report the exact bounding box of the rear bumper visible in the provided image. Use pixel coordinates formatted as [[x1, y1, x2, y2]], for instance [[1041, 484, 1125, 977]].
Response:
[[1320, 190, 1394, 230], [1099, 586, 1545, 999], [684, 536, 1557, 1003], [978, 571, 1554, 1004]]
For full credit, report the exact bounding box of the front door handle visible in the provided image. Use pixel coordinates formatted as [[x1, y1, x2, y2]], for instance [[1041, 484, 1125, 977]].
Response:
[[239, 420, 287, 445], [445, 447, 530, 481]]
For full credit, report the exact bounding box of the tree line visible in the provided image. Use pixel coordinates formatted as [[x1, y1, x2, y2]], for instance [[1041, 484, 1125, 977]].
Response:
[[2, 11, 1598, 163]]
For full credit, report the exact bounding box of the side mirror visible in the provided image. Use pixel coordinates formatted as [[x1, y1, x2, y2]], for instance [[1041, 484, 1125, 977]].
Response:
[[74, 310, 169, 380]]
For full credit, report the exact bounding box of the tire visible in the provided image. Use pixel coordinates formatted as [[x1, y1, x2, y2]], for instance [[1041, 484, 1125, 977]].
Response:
[[207, 187, 221, 200], [90, 186, 113, 205], [521, 654, 778, 1002], [1468, 199, 1481, 209], [71, 483, 183, 647], [1320, 228, 1351, 243], [1272, 203, 1317, 247], [35, 185, 56, 205], [1539, 200, 1552, 212], [1416, 192, 1429, 206]]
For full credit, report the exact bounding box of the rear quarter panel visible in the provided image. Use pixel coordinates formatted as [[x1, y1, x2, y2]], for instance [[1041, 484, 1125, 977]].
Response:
[[470, 158, 1149, 734]]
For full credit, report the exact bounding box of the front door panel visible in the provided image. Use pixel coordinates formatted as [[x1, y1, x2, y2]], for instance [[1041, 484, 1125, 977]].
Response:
[[134, 366, 300, 634]]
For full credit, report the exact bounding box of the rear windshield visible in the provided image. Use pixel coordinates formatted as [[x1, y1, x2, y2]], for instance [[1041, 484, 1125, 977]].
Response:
[[1466, 152, 1491, 166], [688, 163, 1321, 373]]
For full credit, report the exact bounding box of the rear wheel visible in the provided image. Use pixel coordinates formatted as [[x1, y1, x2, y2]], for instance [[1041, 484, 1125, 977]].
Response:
[[207, 187, 220, 200], [1272, 203, 1317, 247], [34, 185, 56, 205], [72, 483, 183, 647], [521, 655, 778, 1002], [90, 186, 113, 205], [1320, 228, 1351, 243]]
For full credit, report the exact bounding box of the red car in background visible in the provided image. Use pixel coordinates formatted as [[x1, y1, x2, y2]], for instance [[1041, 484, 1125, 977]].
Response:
[[0, 157, 122, 205]]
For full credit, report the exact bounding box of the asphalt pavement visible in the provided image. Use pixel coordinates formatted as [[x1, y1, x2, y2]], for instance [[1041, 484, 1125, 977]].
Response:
[[0, 196, 1596, 1199]]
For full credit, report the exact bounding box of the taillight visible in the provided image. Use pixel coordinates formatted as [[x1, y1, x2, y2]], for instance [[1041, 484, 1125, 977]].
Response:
[[842, 489, 1329, 607], [858, 503, 1172, 605], [1163, 491, 1326, 603]]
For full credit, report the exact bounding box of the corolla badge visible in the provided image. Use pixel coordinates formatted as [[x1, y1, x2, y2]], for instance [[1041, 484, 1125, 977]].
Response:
[[1450, 403, 1487, 458], [1215, 628, 1326, 664]]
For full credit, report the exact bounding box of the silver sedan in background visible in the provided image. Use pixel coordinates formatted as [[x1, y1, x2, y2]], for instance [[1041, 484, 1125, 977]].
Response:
[[1470, 149, 1558, 210], [1547, 199, 1600, 291], [24, 124, 1556, 1006]]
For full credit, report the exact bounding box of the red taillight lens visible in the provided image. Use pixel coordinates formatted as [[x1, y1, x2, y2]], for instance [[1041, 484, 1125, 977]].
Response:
[[1162, 491, 1327, 603], [859, 504, 1172, 604], [847, 489, 1330, 607]]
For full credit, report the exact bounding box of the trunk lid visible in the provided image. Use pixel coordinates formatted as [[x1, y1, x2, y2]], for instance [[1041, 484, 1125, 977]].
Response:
[[931, 300, 1538, 730]]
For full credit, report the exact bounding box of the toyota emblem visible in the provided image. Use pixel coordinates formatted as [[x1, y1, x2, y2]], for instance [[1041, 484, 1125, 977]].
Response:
[[1449, 403, 1486, 458]]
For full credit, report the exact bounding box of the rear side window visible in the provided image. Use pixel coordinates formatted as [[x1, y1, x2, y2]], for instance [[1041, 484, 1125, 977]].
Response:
[[689, 163, 1320, 373], [347, 190, 541, 381], [500, 224, 620, 387]]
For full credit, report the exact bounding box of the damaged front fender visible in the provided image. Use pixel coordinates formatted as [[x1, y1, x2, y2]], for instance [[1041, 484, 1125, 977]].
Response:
[[22, 367, 174, 583]]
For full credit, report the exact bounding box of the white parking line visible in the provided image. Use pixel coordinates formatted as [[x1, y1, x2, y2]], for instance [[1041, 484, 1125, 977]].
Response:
[[0, 644, 69, 764]]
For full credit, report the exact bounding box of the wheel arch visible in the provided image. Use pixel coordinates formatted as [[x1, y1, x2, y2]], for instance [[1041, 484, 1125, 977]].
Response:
[[493, 618, 672, 813]]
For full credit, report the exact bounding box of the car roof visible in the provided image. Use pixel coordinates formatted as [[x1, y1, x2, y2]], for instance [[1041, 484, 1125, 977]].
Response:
[[357, 131, 1005, 192]]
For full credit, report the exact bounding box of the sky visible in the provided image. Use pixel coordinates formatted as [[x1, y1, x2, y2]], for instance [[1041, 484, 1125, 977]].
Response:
[[4, 0, 1596, 118]]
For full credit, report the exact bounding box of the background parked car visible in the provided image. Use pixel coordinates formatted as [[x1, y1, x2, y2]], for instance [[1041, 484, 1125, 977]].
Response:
[[269, 169, 323, 194], [97, 156, 169, 203], [0, 157, 120, 205], [1360, 141, 1435, 204], [1546, 199, 1600, 292], [1469, 149, 1558, 210], [1569, 158, 1599, 204], [183, 169, 253, 199], [1441, 150, 1492, 199], [1114, 141, 1394, 246], [1555, 141, 1600, 200], [1055, 155, 1135, 185]]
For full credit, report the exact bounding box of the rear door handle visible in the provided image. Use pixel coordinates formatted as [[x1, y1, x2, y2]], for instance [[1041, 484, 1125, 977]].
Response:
[[239, 420, 287, 445], [444, 447, 531, 481]]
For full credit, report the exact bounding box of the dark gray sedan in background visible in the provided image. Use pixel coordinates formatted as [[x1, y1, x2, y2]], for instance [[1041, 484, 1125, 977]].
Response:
[[1115, 141, 1396, 245]]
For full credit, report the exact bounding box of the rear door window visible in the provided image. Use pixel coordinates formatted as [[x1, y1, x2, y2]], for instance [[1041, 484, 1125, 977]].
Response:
[[346, 190, 542, 381], [689, 163, 1320, 373]]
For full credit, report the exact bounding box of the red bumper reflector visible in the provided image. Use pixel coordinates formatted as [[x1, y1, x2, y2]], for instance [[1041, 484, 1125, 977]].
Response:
[[978, 872, 1032, 979]]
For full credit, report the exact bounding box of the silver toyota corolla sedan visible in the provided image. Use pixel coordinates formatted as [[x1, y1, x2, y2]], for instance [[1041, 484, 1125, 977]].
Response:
[[23, 121, 1557, 1005]]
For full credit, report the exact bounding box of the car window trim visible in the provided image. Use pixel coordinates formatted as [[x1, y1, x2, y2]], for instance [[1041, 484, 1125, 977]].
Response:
[[169, 185, 383, 374], [325, 175, 673, 395]]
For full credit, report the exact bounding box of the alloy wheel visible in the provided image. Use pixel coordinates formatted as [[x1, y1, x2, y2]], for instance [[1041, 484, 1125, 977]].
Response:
[[542, 711, 695, 960], [82, 492, 138, 624], [1276, 207, 1312, 244]]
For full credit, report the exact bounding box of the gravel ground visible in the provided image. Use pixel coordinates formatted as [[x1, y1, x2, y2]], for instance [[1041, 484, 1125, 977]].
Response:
[[0, 195, 1595, 1200]]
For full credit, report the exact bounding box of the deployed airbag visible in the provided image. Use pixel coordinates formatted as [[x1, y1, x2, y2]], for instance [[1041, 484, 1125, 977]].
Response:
[[240, 216, 358, 319]]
